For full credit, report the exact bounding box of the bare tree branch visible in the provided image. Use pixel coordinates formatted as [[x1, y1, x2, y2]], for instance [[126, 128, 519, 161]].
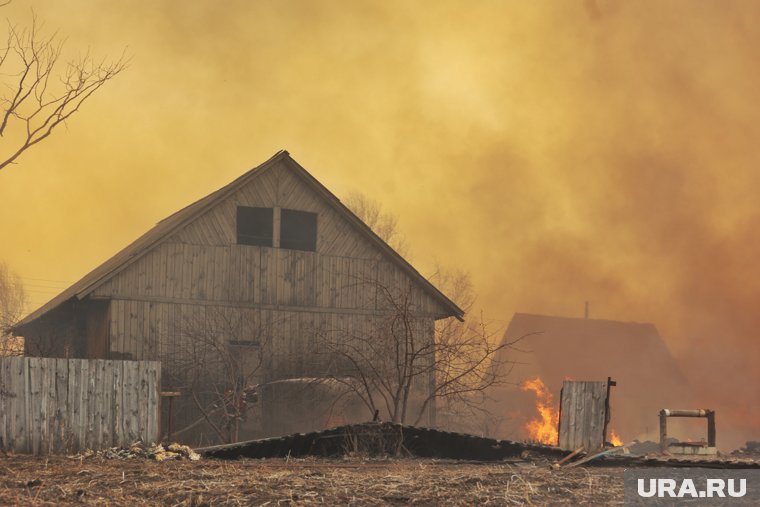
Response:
[[343, 191, 409, 257], [162, 306, 273, 445], [0, 11, 127, 172], [313, 269, 518, 431]]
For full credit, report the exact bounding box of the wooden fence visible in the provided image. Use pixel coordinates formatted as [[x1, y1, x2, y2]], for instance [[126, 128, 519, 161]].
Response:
[[0, 357, 161, 454]]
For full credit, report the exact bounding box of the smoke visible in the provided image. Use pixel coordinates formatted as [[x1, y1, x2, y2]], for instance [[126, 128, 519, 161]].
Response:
[[0, 1, 758, 446]]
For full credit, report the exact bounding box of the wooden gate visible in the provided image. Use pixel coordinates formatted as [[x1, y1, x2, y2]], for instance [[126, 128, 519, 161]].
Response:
[[557, 379, 613, 452]]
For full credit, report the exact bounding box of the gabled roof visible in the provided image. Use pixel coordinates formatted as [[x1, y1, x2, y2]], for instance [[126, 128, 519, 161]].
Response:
[[504, 313, 664, 344], [497, 311, 691, 395], [500, 312, 684, 377], [14, 151, 463, 332]]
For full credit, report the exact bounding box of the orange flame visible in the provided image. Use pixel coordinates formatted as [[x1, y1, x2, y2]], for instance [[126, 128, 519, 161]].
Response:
[[609, 429, 623, 446], [520, 377, 559, 445]]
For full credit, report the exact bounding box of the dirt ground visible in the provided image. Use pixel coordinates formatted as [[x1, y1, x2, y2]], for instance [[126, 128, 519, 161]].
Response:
[[0, 454, 625, 506]]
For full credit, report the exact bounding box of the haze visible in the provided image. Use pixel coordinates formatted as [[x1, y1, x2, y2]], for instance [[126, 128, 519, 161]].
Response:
[[1, 1, 758, 447]]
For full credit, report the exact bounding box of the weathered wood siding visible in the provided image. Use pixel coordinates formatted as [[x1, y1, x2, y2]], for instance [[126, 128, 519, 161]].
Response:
[[94, 244, 426, 311], [89, 158, 445, 369], [557, 380, 609, 452], [0, 357, 160, 454], [104, 300, 434, 380], [91, 160, 443, 316]]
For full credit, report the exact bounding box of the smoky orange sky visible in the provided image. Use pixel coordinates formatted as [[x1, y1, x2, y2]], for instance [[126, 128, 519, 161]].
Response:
[[1, 1, 759, 446]]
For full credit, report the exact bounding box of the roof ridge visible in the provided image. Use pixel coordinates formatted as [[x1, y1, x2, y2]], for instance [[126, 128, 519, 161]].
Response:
[[512, 312, 657, 328]]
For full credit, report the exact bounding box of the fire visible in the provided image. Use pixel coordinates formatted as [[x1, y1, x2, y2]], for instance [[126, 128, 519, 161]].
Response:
[[520, 377, 559, 445], [609, 429, 623, 446]]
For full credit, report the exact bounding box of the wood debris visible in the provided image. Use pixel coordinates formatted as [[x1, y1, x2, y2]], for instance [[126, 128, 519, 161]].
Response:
[[68, 441, 201, 461]]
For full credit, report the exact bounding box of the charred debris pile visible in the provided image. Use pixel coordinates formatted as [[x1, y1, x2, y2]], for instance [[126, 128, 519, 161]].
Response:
[[198, 422, 565, 461], [196, 422, 760, 470]]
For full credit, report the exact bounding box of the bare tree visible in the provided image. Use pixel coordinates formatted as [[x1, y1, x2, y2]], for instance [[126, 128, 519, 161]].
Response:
[[315, 274, 520, 428], [0, 262, 25, 355], [0, 12, 126, 172], [162, 306, 272, 445], [339, 192, 520, 430], [428, 267, 518, 434], [344, 191, 409, 256]]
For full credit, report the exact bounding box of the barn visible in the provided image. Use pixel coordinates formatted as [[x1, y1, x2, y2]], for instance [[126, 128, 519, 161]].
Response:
[[12, 150, 463, 445]]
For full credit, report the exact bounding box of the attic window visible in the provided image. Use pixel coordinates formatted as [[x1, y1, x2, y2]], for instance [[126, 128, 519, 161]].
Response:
[[237, 206, 273, 246], [280, 209, 317, 251]]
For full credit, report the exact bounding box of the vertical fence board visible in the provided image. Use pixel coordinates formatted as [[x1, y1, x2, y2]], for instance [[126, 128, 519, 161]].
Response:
[[1, 359, 13, 450], [0, 358, 8, 450], [153, 362, 161, 443], [94, 360, 104, 449], [43, 359, 55, 454], [8, 359, 18, 452], [113, 360, 123, 447], [67, 359, 79, 453], [54, 358, 68, 453], [141, 360, 154, 444], [138, 360, 148, 443], [101, 360, 113, 447], [28, 358, 42, 455], [123, 361, 136, 443], [16, 358, 25, 452], [129, 361, 141, 443], [81, 360, 92, 450]]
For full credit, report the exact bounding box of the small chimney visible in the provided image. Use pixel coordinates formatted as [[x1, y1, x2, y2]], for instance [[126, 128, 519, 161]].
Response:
[[584, 301, 589, 319]]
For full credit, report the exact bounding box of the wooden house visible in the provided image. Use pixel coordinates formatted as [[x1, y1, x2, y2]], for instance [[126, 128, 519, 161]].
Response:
[[491, 313, 692, 444], [12, 151, 463, 444]]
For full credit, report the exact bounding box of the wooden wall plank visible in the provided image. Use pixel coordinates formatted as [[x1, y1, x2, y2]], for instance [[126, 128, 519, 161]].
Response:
[[9, 358, 20, 450], [113, 360, 123, 447], [28, 358, 42, 454], [129, 360, 141, 443], [53, 358, 67, 453], [0, 358, 15, 451], [45, 359, 57, 454], [0, 358, 7, 451], [122, 361, 135, 443], [100, 360, 112, 447], [146, 361, 158, 444], [85, 360, 97, 450], [138, 360, 148, 445], [67, 358, 79, 452]]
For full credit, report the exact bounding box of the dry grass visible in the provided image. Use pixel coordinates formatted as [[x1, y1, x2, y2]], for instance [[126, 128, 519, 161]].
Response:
[[0, 454, 624, 505]]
